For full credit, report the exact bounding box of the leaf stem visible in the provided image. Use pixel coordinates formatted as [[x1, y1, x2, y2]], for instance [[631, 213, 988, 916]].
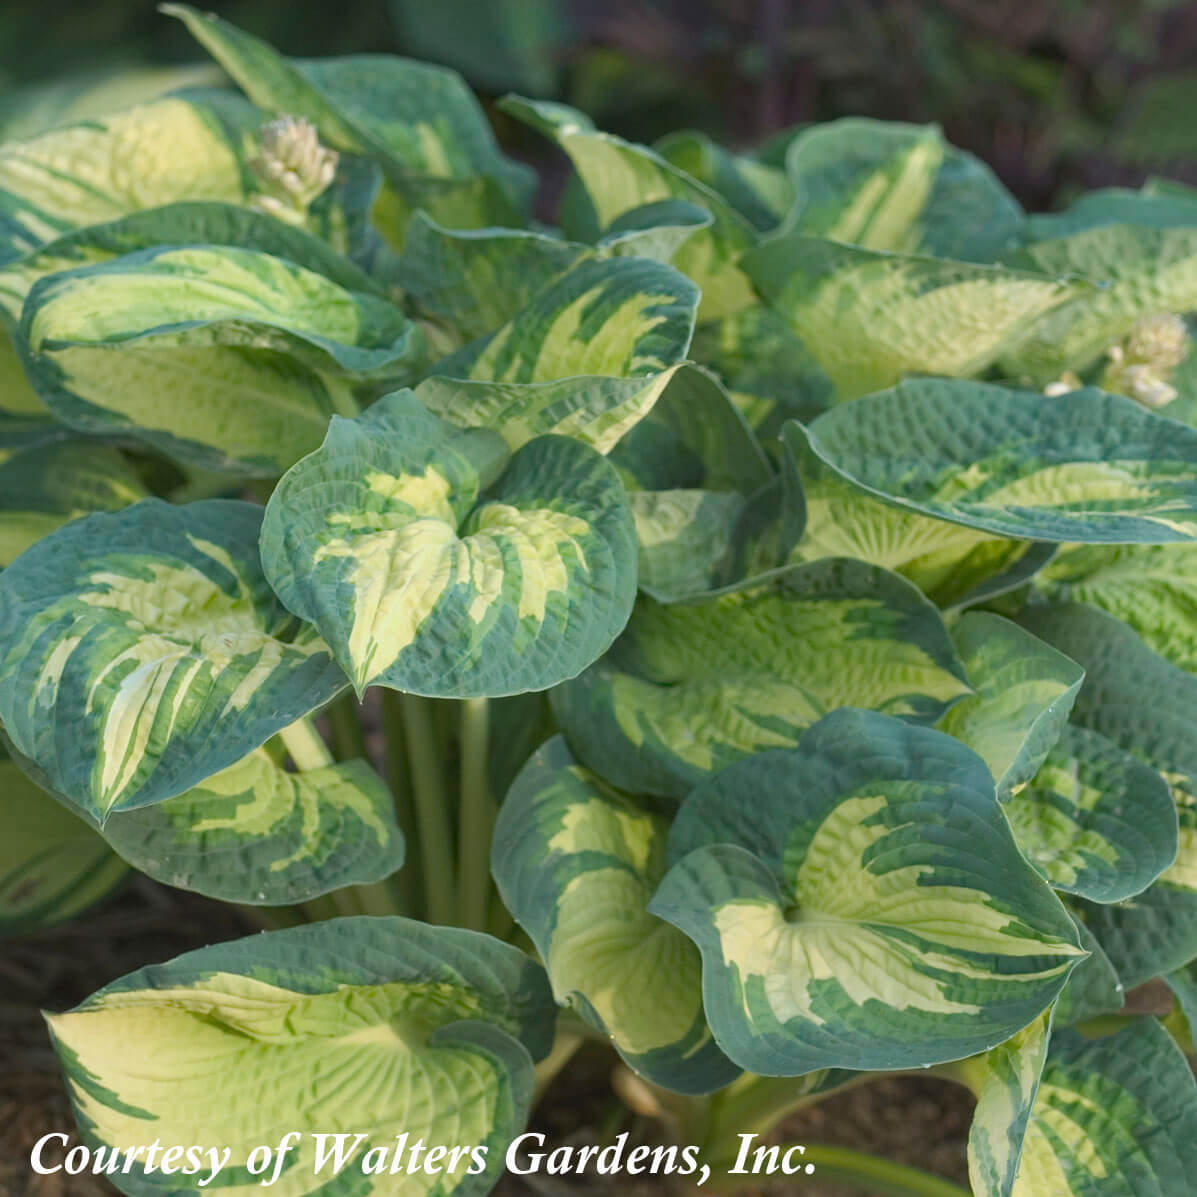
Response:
[[457, 697, 493, 932], [382, 689, 422, 917], [400, 692, 457, 924], [532, 1031, 584, 1105], [327, 692, 370, 762], [277, 717, 333, 771], [695, 1071, 868, 1158]]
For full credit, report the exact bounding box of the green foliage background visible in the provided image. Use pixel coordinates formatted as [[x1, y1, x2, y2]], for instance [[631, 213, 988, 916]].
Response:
[[5, 0, 1197, 212]]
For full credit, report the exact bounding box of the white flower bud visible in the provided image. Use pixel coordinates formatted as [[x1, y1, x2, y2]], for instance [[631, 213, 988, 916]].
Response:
[[249, 116, 339, 221], [1099, 312, 1189, 408]]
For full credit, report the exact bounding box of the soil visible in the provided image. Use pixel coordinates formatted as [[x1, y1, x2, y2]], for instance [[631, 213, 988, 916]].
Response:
[[0, 880, 973, 1197]]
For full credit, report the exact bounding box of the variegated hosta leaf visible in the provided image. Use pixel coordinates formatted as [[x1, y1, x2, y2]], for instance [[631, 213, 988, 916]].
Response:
[[491, 737, 739, 1093], [1007, 725, 1177, 903], [742, 237, 1075, 400], [17, 244, 425, 475], [0, 93, 258, 264], [261, 389, 637, 697], [415, 369, 682, 458], [0, 200, 391, 326], [1055, 918, 1125, 1030], [552, 558, 971, 800], [781, 423, 1055, 610], [782, 117, 1023, 261], [1010, 1020, 1197, 1196], [99, 748, 404, 905], [439, 255, 698, 385], [47, 917, 555, 1197], [23, 242, 418, 373], [167, 4, 533, 239], [0, 440, 146, 568], [649, 710, 1083, 1074], [499, 96, 758, 321], [1022, 603, 1197, 985], [1034, 542, 1197, 675], [0, 749, 126, 934], [1002, 224, 1197, 384], [798, 379, 1197, 542], [0, 498, 348, 823], [938, 612, 1083, 800], [655, 131, 794, 232], [962, 1011, 1052, 1197], [396, 214, 588, 343]]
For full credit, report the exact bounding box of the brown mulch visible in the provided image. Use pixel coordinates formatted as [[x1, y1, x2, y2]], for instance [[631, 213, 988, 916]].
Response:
[[1, 881, 973, 1197]]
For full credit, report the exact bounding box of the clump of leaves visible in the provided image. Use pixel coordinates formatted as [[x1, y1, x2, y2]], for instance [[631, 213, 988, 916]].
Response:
[[4, 8, 1197, 1197]]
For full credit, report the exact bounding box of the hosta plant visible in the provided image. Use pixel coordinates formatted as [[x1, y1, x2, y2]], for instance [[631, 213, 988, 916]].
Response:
[[7, 8, 1197, 1197]]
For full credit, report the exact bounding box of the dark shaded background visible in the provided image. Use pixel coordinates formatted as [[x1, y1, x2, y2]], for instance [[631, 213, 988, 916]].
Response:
[[2, 0, 1197, 212]]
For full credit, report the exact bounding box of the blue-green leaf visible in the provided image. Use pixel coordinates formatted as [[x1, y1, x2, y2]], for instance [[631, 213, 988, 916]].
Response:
[[0, 499, 348, 822], [798, 380, 1197, 543], [1022, 603, 1197, 985], [47, 917, 554, 1197], [260, 389, 637, 697], [553, 559, 970, 800], [649, 710, 1083, 1074], [743, 237, 1075, 400], [492, 736, 738, 1093]]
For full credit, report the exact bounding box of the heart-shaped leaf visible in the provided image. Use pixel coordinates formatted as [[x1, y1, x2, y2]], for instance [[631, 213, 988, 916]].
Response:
[[743, 237, 1075, 400], [46, 917, 555, 1197], [1022, 603, 1197, 985], [261, 389, 637, 696], [553, 559, 970, 800], [0, 498, 348, 822], [1006, 724, 1177, 903], [492, 736, 739, 1093], [938, 612, 1083, 800], [0, 747, 126, 934], [649, 709, 1083, 1074], [1009, 1020, 1197, 1196], [782, 117, 1023, 261], [797, 380, 1197, 542]]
